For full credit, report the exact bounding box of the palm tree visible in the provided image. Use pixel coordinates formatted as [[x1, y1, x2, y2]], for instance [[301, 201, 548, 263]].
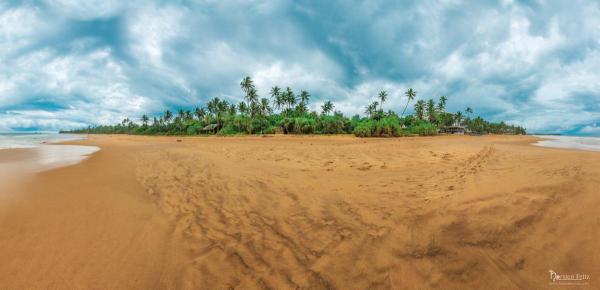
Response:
[[426, 99, 436, 123], [207, 97, 220, 115], [240, 76, 256, 111], [141, 114, 149, 127], [259, 98, 271, 116], [321, 101, 334, 115], [163, 110, 173, 123], [228, 104, 237, 116], [365, 101, 379, 118], [401, 88, 416, 118], [247, 88, 258, 104], [299, 90, 310, 104], [270, 86, 281, 98], [238, 102, 247, 115], [273, 93, 285, 112], [240, 76, 254, 95], [414, 100, 425, 120], [296, 102, 308, 114], [195, 107, 206, 120], [249, 101, 260, 117], [296, 90, 310, 115], [274, 94, 285, 112], [438, 96, 447, 113], [378, 90, 388, 112], [285, 87, 296, 110], [465, 107, 473, 116], [177, 109, 186, 122], [208, 99, 227, 127], [270, 86, 282, 110], [217, 99, 229, 115], [455, 111, 463, 126]]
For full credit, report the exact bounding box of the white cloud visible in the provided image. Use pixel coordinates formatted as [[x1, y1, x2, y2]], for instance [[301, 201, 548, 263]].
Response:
[[0, 5, 51, 55], [126, 4, 188, 67], [0, 0, 599, 133], [43, 0, 126, 20], [578, 124, 600, 135]]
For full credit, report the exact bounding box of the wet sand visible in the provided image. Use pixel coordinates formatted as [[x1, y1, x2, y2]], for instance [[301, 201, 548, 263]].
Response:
[[0, 135, 598, 289]]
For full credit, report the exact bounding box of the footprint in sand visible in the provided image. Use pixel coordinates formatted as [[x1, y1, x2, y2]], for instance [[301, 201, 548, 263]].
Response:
[[357, 163, 374, 171]]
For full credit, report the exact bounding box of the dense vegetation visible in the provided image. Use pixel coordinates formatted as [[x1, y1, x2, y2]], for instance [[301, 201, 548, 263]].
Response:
[[62, 77, 526, 137]]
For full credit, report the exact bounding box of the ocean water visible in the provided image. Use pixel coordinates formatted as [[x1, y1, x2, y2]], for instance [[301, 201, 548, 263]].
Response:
[[533, 135, 600, 152], [0, 133, 86, 149], [0, 133, 99, 173]]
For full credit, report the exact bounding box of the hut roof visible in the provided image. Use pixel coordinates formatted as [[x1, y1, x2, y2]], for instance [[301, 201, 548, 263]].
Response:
[[202, 124, 219, 131]]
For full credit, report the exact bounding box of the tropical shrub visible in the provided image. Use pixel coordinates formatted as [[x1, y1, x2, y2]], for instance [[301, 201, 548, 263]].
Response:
[[319, 115, 346, 134], [375, 116, 401, 137], [353, 120, 373, 137], [297, 118, 317, 134], [353, 116, 401, 137], [280, 117, 317, 134], [248, 117, 271, 134], [217, 124, 239, 135], [410, 122, 438, 136], [186, 123, 202, 135]]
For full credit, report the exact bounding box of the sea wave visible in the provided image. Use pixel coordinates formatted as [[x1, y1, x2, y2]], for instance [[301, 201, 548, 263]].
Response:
[[0, 133, 98, 173], [0, 133, 86, 149], [533, 135, 600, 152]]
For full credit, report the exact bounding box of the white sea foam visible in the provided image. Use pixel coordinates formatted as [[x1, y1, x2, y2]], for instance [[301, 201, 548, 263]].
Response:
[[0, 133, 98, 173], [0, 133, 86, 149], [533, 135, 600, 152]]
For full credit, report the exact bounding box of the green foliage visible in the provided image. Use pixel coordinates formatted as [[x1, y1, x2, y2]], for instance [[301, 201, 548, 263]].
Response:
[[186, 123, 202, 135], [280, 117, 317, 134], [217, 124, 239, 135], [248, 117, 272, 134], [318, 115, 347, 134], [463, 117, 525, 135], [352, 116, 401, 137], [62, 76, 526, 137], [353, 120, 373, 137], [437, 112, 455, 127], [375, 116, 402, 137], [410, 122, 438, 136]]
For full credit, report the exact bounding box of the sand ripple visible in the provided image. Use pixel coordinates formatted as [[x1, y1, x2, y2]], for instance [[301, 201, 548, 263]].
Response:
[[133, 136, 600, 289]]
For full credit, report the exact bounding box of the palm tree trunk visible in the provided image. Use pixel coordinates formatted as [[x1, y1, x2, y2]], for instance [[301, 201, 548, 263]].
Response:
[[400, 101, 410, 118]]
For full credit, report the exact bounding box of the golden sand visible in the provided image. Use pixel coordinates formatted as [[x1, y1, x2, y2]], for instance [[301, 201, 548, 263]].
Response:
[[0, 135, 598, 289]]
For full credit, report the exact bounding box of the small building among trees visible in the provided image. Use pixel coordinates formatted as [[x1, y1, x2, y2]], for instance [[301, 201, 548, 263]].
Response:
[[202, 123, 220, 134], [441, 125, 465, 134]]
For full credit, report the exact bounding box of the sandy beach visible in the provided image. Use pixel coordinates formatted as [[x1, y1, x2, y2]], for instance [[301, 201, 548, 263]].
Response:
[[0, 135, 598, 289]]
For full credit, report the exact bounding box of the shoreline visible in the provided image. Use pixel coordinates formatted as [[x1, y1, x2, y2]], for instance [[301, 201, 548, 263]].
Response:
[[532, 135, 600, 152], [1, 133, 595, 182], [64, 132, 600, 153], [0, 133, 98, 175], [0, 144, 99, 174], [0, 135, 185, 289], [0, 134, 598, 288]]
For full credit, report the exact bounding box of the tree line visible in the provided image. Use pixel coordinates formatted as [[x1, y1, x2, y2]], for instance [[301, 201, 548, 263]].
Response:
[[62, 76, 526, 137]]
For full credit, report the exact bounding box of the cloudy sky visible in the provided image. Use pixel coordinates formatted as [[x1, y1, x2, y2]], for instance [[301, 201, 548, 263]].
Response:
[[1, 0, 599, 135]]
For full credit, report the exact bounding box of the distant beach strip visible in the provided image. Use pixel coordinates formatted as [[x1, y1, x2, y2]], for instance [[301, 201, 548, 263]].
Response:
[[533, 135, 600, 152]]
